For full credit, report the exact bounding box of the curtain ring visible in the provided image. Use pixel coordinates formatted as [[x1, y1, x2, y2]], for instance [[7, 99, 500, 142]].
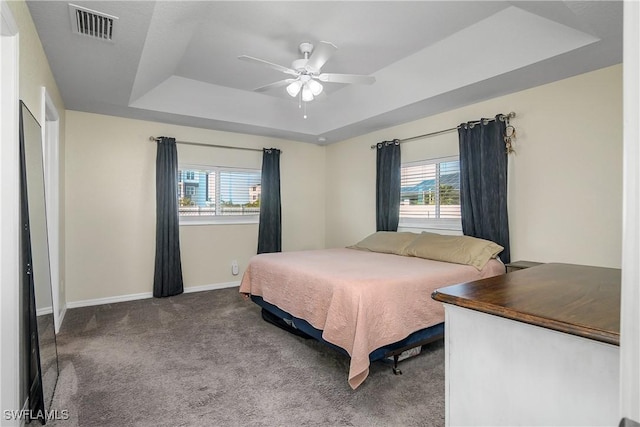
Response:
[[377, 143, 383, 149], [393, 139, 400, 145]]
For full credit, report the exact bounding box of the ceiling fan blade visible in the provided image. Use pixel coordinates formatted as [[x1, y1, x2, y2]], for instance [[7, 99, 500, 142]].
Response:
[[254, 79, 296, 93], [238, 55, 299, 76], [318, 73, 376, 85], [306, 41, 337, 71]]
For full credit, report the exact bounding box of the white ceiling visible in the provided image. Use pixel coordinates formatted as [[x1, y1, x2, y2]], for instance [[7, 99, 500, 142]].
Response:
[[27, 1, 622, 145]]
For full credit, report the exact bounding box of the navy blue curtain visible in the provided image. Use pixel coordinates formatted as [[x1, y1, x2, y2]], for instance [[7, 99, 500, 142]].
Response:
[[153, 137, 184, 297], [376, 140, 401, 231], [458, 116, 511, 263], [258, 148, 282, 254]]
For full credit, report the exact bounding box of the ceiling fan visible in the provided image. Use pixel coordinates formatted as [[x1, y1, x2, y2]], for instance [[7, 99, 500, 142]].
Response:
[[238, 41, 376, 103]]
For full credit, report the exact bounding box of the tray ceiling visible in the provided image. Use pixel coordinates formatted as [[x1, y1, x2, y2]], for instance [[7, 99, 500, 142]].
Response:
[[27, 1, 622, 144]]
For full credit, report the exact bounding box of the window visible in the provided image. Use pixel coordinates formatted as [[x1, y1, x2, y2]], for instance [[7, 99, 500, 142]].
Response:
[[400, 156, 461, 230], [177, 166, 261, 224]]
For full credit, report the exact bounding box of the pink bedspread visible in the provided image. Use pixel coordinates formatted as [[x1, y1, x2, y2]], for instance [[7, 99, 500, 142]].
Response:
[[239, 248, 504, 389]]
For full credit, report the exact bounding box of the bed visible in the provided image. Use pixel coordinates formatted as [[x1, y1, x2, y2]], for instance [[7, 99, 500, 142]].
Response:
[[239, 232, 506, 389]]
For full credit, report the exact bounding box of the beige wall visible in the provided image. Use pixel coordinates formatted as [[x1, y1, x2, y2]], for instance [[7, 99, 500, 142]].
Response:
[[65, 65, 622, 304], [326, 64, 623, 268], [64, 112, 326, 302]]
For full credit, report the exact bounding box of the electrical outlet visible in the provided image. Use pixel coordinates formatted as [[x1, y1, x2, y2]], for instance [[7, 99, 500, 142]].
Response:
[[231, 260, 239, 276]]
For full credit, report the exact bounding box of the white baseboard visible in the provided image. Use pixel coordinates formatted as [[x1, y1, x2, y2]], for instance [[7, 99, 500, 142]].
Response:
[[66, 281, 240, 309], [36, 306, 53, 316], [183, 281, 240, 295]]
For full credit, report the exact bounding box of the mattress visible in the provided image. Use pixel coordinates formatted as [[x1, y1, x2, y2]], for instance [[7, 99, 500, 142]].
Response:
[[239, 247, 505, 388]]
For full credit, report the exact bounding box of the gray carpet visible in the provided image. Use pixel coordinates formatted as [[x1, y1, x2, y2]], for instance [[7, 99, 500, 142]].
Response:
[[48, 287, 445, 426]]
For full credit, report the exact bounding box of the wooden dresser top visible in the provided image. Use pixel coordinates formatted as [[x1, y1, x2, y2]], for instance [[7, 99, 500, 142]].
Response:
[[432, 263, 621, 345]]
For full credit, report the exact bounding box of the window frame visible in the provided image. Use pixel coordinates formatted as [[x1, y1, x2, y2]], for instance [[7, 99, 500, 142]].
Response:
[[399, 155, 462, 231], [177, 163, 261, 226]]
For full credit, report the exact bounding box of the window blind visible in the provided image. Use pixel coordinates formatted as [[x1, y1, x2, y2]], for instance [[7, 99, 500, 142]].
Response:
[[400, 157, 461, 221], [177, 167, 261, 218]]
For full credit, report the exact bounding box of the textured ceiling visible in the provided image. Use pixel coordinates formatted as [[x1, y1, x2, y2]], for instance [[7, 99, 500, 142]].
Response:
[[27, 1, 622, 144]]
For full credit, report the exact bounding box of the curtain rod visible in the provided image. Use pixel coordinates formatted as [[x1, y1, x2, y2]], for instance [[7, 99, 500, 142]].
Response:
[[149, 136, 266, 153], [369, 112, 516, 149]]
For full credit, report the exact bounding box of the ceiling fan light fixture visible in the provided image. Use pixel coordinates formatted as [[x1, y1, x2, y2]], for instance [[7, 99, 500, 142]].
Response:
[[307, 79, 323, 96], [301, 84, 314, 102], [286, 80, 303, 97]]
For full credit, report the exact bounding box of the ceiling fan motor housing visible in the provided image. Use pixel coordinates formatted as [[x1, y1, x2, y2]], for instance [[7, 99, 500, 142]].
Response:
[[292, 58, 309, 72], [294, 42, 318, 74]]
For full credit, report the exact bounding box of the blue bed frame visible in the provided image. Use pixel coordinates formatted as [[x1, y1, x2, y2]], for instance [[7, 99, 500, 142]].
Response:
[[251, 295, 444, 374]]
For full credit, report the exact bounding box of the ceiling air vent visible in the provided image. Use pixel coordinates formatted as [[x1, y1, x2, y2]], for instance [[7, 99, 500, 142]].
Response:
[[68, 3, 118, 41]]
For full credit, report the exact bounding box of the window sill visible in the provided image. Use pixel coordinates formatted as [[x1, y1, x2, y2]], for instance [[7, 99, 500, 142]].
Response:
[[179, 215, 259, 226], [399, 218, 462, 232]]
